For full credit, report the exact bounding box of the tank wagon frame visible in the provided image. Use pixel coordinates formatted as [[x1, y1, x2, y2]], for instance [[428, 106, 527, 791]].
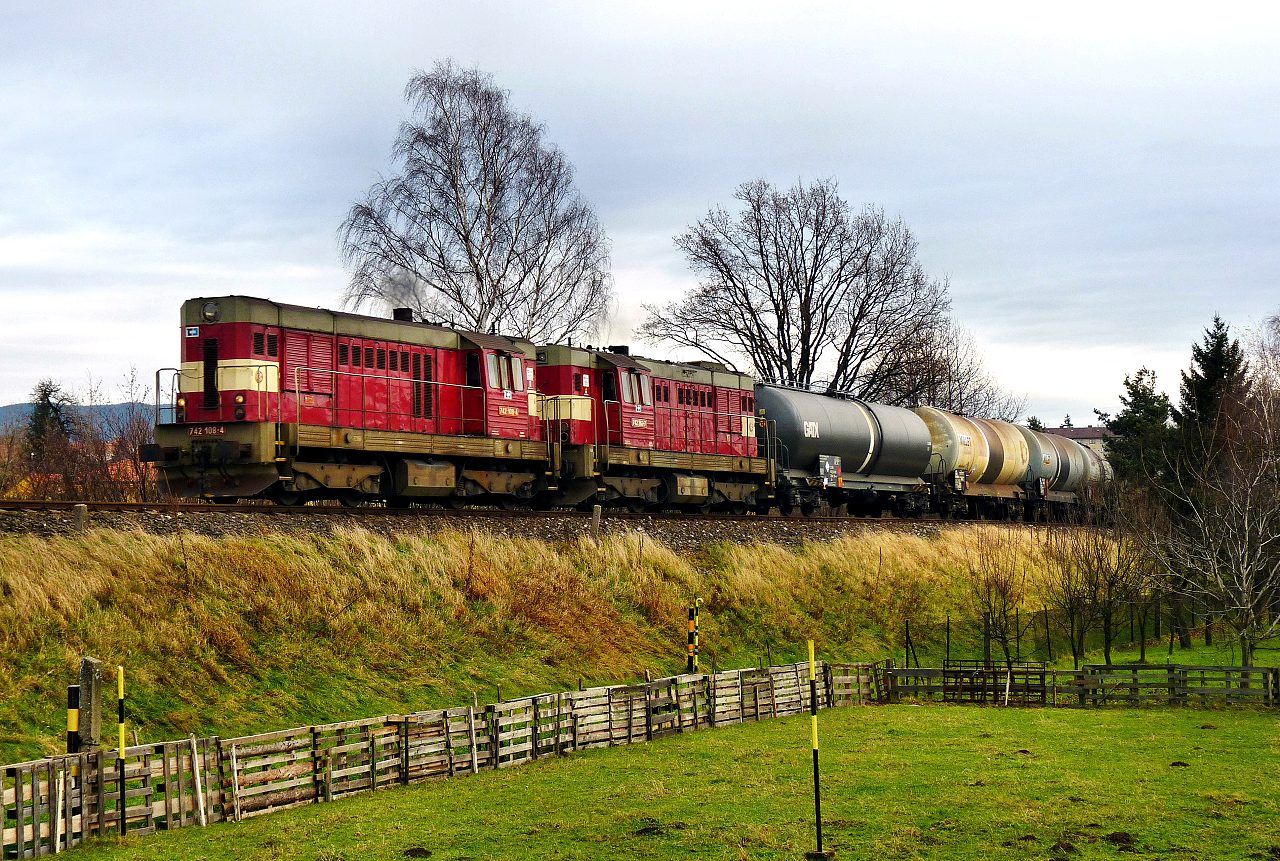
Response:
[[144, 296, 1107, 520]]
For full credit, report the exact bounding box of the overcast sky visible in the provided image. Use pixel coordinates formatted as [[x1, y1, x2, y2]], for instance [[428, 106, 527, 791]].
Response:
[[2, 2, 1277, 422]]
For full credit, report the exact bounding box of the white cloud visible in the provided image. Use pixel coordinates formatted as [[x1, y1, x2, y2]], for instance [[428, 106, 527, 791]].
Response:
[[1, 1, 1277, 408]]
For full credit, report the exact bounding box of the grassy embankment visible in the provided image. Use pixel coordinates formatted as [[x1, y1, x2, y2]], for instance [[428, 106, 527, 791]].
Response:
[[2, 524, 1273, 763], [3, 524, 1045, 761], [72, 704, 1280, 861]]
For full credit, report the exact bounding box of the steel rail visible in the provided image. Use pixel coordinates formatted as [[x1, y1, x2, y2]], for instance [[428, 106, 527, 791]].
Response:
[[0, 499, 1080, 527]]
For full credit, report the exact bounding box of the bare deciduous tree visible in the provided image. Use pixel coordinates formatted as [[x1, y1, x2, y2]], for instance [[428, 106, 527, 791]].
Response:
[[966, 527, 1036, 668], [1139, 391, 1280, 666], [893, 321, 1027, 421], [1043, 529, 1097, 669], [642, 178, 1021, 418], [1071, 520, 1148, 665], [340, 60, 612, 343]]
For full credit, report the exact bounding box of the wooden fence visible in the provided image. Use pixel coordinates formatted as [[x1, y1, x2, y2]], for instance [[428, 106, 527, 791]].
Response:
[[4, 658, 1273, 858], [880, 661, 1280, 708], [2, 661, 871, 859]]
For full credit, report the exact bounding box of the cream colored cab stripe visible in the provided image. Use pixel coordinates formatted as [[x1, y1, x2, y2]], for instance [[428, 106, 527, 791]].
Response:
[[178, 360, 280, 394]]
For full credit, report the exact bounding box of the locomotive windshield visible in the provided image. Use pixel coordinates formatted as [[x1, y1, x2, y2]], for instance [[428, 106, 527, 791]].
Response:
[[485, 352, 525, 392]]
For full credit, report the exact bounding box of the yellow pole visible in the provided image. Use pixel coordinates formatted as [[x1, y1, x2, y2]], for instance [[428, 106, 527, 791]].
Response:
[[117, 665, 126, 835], [806, 639, 828, 858]]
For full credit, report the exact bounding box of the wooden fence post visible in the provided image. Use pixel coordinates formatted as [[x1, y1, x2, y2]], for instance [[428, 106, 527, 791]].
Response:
[[466, 707, 479, 774], [486, 706, 499, 769], [530, 697, 540, 761], [310, 727, 323, 800], [399, 720, 410, 785]]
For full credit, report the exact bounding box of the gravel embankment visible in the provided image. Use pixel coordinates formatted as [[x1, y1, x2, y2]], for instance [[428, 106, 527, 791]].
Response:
[[0, 507, 944, 550]]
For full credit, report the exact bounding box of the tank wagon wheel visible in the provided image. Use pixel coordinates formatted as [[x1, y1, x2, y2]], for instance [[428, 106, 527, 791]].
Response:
[[209, 496, 238, 505], [273, 490, 304, 507], [338, 493, 371, 509], [799, 500, 817, 518]]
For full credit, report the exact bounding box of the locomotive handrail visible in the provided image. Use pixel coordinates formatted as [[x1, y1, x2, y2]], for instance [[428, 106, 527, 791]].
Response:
[[154, 363, 278, 425]]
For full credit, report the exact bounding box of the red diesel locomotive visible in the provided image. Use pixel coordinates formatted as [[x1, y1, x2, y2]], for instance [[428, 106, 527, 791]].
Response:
[[146, 296, 772, 510]]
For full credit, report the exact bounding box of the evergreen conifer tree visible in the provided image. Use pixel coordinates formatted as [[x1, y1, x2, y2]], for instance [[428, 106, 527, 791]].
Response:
[[1094, 367, 1174, 483], [25, 379, 73, 463], [1174, 314, 1248, 443]]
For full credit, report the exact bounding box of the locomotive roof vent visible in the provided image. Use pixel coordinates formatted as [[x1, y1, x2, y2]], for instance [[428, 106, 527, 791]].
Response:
[[606, 345, 630, 356], [392, 307, 415, 322]]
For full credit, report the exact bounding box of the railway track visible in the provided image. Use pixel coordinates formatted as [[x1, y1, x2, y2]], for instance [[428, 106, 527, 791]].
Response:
[[0, 498, 1076, 527]]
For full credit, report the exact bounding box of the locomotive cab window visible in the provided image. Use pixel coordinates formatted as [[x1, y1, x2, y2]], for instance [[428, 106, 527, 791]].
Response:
[[466, 353, 482, 388], [485, 352, 524, 392], [602, 370, 618, 402], [510, 356, 525, 391], [619, 370, 634, 403]]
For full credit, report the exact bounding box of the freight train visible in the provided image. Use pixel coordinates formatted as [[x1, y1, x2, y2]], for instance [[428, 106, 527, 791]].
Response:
[[143, 296, 1109, 520]]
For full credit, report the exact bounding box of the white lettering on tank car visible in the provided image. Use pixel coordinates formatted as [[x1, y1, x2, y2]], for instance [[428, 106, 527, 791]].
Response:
[[803, 421, 820, 438]]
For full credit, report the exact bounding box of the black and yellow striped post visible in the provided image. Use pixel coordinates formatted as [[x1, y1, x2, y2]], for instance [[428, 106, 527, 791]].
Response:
[[686, 598, 702, 673], [804, 639, 833, 859], [67, 685, 81, 754], [117, 665, 127, 836]]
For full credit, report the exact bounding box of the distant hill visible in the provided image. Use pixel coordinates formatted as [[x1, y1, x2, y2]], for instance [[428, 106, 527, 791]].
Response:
[[0, 402, 154, 430]]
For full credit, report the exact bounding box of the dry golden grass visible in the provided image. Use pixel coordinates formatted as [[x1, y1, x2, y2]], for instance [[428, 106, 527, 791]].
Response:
[[0, 524, 1056, 761]]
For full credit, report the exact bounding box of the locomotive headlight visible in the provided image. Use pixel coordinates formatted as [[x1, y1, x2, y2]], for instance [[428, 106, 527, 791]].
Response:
[[176, 397, 186, 408], [201, 301, 220, 322], [234, 394, 245, 404]]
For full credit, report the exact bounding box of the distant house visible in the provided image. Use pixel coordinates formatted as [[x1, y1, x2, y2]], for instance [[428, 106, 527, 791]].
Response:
[[1052, 425, 1113, 459]]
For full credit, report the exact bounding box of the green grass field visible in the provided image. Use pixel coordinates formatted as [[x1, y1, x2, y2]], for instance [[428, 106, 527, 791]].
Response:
[[74, 704, 1279, 861]]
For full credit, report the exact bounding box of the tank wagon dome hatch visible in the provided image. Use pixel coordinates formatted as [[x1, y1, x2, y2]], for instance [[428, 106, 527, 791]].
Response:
[[754, 384, 932, 482]]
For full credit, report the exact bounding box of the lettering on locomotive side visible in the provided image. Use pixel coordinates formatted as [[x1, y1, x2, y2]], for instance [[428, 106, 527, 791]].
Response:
[[803, 421, 820, 438], [498, 406, 519, 417], [187, 425, 226, 437]]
